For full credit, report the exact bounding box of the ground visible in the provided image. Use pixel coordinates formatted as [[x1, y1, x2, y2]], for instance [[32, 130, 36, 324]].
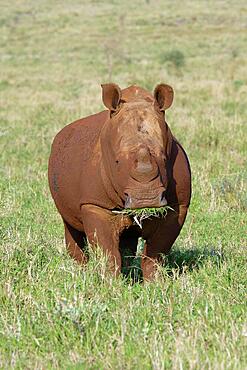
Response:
[[0, 0, 246, 368]]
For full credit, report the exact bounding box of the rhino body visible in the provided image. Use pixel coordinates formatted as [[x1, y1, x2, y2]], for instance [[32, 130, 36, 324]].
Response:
[[48, 84, 191, 279]]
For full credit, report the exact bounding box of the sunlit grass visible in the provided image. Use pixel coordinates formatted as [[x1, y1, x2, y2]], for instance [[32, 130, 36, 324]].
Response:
[[0, 0, 246, 368]]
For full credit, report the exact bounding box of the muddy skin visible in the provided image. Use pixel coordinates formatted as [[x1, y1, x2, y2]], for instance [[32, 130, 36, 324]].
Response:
[[48, 83, 191, 280]]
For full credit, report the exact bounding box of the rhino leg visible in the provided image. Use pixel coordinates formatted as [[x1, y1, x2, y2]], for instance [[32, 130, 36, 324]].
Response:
[[63, 220, 88, 264], [141, 205, 188, 280], [81, 205, 122, 276]]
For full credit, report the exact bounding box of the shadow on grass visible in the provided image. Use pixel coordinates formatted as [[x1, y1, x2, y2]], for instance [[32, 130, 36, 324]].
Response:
[[164, 246, 224, 276], [121, 246, 224, 283]]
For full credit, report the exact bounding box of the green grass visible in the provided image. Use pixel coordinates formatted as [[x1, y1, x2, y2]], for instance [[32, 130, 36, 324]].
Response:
[[0, 0, 247, 368], [113, 206, 173, 228]]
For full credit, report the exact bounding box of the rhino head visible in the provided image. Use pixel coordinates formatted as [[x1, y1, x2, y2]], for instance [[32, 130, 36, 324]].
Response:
[[100, 83, 174, 209]]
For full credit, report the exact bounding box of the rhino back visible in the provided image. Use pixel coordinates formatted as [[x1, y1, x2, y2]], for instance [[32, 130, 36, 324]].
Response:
[[48, 110, 108, 228]]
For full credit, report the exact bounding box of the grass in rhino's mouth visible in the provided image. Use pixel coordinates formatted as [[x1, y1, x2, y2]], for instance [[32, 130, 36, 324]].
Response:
[[112, 206, 174, 228]]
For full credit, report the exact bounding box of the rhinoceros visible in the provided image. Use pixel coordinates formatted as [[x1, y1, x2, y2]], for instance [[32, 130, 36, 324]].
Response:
[[48, 83, 191, 280]]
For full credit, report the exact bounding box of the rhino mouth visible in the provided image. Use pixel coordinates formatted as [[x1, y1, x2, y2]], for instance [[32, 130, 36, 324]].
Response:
[[124, 190, 167, 209]]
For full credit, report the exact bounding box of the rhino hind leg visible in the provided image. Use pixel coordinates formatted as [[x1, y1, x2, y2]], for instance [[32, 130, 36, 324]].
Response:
[[63, 220, 88, 264], [119, 226, 141, 275]]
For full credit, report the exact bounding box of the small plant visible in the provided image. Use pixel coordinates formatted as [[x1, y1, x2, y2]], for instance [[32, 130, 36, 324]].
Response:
[[112, 205, 174, 228], [162, 49, 185, 69]]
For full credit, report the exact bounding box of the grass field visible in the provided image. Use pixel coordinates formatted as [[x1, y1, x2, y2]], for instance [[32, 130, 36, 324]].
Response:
[[0, 0, 246, 368]]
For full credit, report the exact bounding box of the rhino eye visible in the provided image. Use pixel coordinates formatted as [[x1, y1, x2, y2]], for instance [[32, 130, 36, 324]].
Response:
[[116, 160, 119, 164]]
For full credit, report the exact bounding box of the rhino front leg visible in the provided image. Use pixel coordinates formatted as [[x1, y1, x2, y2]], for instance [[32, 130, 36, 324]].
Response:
[[81, 204, 122, 276], [141, 205, 188, 280], [63, 220, 88, 264]]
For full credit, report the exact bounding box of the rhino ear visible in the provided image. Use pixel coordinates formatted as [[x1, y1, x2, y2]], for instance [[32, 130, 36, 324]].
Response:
[[101, 83, 122, 112], [154, 84, 174, 111]]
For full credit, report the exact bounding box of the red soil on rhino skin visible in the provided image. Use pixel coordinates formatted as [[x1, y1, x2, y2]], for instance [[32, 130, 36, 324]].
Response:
[[48, 83, 191, 280]]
